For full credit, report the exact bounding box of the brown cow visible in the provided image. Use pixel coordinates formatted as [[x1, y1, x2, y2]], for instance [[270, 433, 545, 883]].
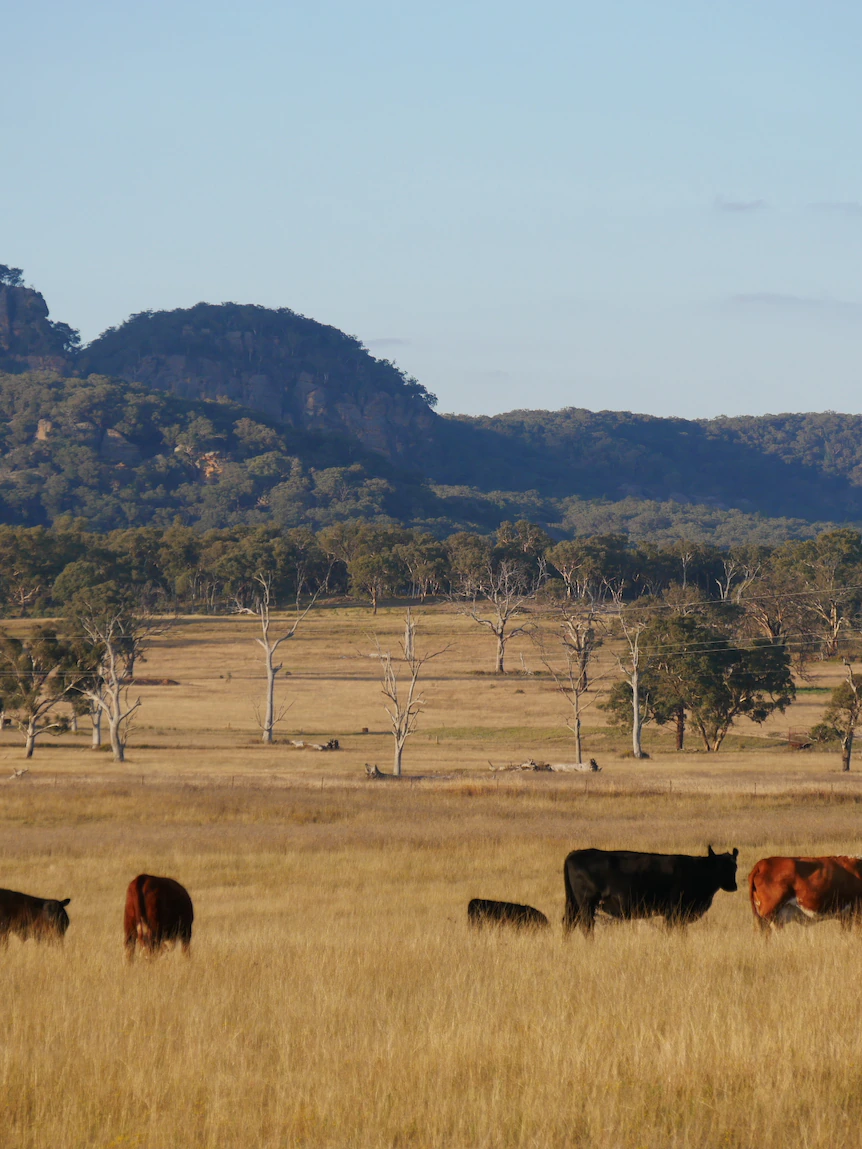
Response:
[[0, 888, 70, 945], [749, 856, 862, 931], [124, 874, 194, 959]]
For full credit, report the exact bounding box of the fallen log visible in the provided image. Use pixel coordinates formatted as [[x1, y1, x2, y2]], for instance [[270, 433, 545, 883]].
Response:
[[365, 764, 402, 780], [488, 758, 601, 773]]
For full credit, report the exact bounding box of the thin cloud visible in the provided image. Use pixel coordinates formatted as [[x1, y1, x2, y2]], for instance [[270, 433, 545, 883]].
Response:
[[728, 291, 862, 315], [810, 200, 862, 217], [714, 195, 767, 213], [365, 337, 411, 349]]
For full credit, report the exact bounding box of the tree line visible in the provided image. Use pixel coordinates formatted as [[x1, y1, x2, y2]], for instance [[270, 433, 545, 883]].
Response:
[[1, 519, 862, 767], [1, 518, 860, 631]]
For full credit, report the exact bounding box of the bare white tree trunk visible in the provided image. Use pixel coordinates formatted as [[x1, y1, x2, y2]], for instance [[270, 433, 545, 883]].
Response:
[[495, 630, 506, 674], [617, 616, 647, 760], [404, 609, 415, 663], [238, 574, 324, 744], [534, 606, 604, 767], [459, 560, 540, 675], [90, 696, 102, 749], [79, 639, 141, 763], [573, 688, 583, 765], [107, 699, 126, 762], [630, 658, 643, 759], [24, 719, 36, 760], [376, 616, 450, 777]]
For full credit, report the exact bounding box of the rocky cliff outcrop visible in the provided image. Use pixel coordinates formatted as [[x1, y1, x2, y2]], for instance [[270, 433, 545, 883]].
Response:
[[0, 279, 75, 374], [79, 302, 440, 465]]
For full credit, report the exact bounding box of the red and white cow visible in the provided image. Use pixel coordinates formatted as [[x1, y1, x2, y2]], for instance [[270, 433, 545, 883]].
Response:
[[124, 874, 194, 959], [749, 856, 862, 930]]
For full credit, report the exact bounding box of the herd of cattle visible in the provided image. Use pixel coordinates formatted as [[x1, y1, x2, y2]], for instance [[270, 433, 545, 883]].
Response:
[[471, 846, 862, 933], [4, 849, 862, 951], [0, 874, 193, 956]]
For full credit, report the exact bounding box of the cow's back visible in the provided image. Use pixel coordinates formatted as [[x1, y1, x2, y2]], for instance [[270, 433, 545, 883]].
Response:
[[749, 855, 862, 926], [564, 846, 737, 931], [567, 849, 703, 907], [468, 898, 549, 929], [0, 887, 70, 942], [125, 874, 193, 957]]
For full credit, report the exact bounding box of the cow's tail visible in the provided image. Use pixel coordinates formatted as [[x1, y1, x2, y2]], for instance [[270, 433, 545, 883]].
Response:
[[748, 863, 767, 930], [125, 874, 149, 957]]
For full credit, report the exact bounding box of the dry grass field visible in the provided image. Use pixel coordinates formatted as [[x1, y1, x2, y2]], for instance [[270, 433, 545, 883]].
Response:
[[2, 605, 862, 1148]]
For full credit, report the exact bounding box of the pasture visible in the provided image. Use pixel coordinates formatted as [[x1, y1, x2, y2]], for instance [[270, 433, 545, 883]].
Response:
[[2, 605, 862, 1148]]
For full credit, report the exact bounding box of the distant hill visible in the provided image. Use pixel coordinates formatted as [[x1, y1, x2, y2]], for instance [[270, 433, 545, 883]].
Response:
[[78, 302, 440, 466], [443, 408, 862, 522], [1, 263, 860, 541]]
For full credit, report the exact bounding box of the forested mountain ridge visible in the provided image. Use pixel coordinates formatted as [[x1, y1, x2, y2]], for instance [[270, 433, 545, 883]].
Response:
[[78, 301, 440, 466], [0, 370, 450, 532], [450, 408, 862, 521], [2, 262, 862, 541]]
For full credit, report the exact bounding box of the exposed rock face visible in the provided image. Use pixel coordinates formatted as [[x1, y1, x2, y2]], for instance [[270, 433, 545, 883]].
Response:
[[0, 283, 72, 374], [79, 302, 440, 465]]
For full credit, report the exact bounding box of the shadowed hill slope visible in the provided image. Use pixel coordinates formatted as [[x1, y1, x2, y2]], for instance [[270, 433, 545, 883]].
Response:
[[2, 265, 862, 538], [78, 302, 439, 466], [444, 408, 862, 522]]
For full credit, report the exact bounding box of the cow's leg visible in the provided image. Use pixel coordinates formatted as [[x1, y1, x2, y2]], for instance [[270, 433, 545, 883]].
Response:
[[574, 898, 599, 935], [124, 928, 137, 961]]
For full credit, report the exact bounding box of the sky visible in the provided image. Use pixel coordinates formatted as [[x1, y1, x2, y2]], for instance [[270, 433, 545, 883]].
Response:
[[3, 1, 862, 419]]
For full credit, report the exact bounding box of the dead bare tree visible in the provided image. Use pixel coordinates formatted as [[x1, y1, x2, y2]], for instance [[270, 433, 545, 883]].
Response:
[[374, 617, 450, 775], [614, 605, 654, 761], [236, 573, 324, 744], [404, 608, 416, 662], [534, 604, 606, 764], [715, 552, 761, 603], [75, 612, 146, 762], [457, 559, 541, 674], [68, 598, 167, 760]]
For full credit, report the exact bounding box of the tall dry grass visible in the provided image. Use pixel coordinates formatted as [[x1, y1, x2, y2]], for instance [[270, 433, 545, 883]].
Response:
[[3, 783, 862, 1147], [1, 607, 861, 1146]]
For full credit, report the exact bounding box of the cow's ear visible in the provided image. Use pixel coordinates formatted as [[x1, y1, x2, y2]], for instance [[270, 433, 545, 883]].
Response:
[[732, 848, 739, 858], [60, 898, 70, 907], [707, 845, 715, 857]]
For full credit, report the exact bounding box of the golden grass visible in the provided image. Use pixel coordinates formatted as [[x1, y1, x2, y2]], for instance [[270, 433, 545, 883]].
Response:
[[2, 607, 862, 1147]]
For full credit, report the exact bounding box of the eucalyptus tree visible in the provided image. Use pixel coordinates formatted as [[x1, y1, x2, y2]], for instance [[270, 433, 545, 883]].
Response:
[[373, 615, 450, 776], [822, 665, 862, 772], [0, 627, 86, 758], [534, 601, 606, 764], [237, 570, 328, 744], [66, 583, 167, 761]]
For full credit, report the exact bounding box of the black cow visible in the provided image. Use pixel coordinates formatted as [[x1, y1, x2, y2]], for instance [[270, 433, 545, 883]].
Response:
[[563, 845, 739, 933], [0, 888, 71, 945], [468, 898, 550, 930]]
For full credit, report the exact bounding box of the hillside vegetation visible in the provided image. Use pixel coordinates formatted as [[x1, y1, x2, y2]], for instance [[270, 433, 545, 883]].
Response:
[[2, 264, 861, 540]]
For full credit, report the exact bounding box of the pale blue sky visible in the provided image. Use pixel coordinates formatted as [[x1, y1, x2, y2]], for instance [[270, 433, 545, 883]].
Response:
[[4, 1, 861, 418]]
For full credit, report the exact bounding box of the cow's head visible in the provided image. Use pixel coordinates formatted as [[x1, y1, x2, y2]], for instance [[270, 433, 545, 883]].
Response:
[[707, 845, 739, 891], [41, 898, 71, 940]]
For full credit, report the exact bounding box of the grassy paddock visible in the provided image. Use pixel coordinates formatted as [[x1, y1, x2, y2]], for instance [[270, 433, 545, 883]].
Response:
[[2, 608, 862, 1146]]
